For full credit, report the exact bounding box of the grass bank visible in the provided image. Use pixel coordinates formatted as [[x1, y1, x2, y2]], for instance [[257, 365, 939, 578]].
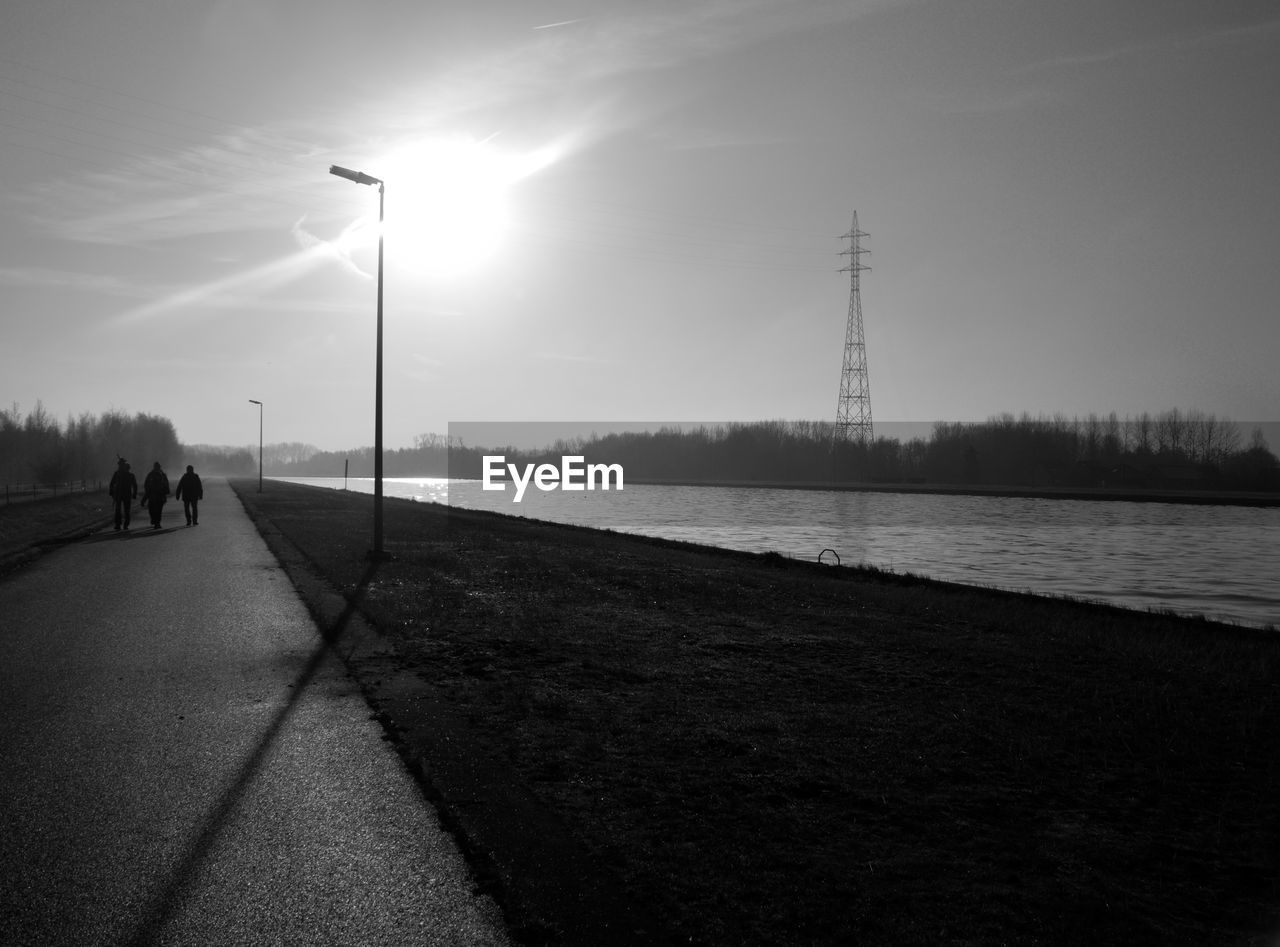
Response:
[[232, 479, 1274, 944], [0, 488, 112, 574]]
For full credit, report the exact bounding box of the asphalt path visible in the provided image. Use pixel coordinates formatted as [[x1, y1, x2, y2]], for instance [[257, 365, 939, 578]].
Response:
[[0, 478, 512, 946]]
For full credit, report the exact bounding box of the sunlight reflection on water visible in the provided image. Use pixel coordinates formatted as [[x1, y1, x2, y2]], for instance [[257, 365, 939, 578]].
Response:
[[276, 478, 1279, 629]]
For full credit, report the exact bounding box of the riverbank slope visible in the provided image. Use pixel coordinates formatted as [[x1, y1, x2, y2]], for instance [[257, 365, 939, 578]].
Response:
[[227, 479, 1278, 945]]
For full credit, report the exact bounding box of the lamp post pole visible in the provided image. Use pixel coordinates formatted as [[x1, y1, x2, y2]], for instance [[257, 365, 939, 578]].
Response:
[[329, 164, 385, 558], [248, 400, 263, 492]]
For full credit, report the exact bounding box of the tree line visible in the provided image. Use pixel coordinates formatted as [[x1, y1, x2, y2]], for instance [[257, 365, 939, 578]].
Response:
[[5, 402, 1276, 494], [893, 410, 1276, 490], [0, 402, 254, 488], [270, 411, 1278, 493], [455, 412, 1276, 492]]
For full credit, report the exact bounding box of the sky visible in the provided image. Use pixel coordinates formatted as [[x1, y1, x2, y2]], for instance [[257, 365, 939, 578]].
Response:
[[1, 0, 1277, 452]]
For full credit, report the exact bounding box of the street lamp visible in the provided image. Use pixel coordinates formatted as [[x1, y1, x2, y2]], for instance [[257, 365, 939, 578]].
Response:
[[330, 163, 385, 558], [248, 400, 263, 493]]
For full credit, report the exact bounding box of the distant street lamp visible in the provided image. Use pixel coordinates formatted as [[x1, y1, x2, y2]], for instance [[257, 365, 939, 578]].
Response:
[[248, 399, 263, 493], [330, 163, 385, 558]]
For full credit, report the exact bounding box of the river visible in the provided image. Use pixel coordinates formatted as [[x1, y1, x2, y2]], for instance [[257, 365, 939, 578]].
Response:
[[274, 477, 1280, 630]]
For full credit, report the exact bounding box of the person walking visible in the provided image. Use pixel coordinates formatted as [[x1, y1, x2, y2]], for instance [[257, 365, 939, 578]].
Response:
[[175, 464, 203, 526], [108, 458, 138, 531], [142, 462, 170, 530]]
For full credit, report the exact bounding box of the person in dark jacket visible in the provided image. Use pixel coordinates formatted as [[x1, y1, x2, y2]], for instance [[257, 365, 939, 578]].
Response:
[[108, 458, 138, 531], [142, 462, 170, 530], [175, 465, 203, 526]]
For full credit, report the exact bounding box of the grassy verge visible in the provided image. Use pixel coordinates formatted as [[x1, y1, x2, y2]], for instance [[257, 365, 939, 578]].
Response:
[[241, 480, 1275, 943], [0, 489, 112, 574]]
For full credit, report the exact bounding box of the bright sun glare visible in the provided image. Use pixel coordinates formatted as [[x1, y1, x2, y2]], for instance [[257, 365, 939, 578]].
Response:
[[336, 137, 558, 279]]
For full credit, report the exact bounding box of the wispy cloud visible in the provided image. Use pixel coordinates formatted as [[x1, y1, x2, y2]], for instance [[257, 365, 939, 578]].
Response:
[[13, 1, 886, 256], [0, 259, 353, 325], [532, 351, 610, 364], [400, 351, 447, 382], [649, 127, 805, 151], [533, 18, 586, 31], [0, 265, 143, 295], [924, 84, 1057, 116], [372, 0, 885, 136], [22, 124, 348, 246], [289, 216, 372, 279], [1018, 16, 1280, 73], [108, 240, 359, 327], [929, 15, 1280, 116]]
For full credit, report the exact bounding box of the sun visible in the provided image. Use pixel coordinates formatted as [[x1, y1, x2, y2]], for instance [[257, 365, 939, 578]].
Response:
[[377, 138, 527, 279], [326, 135, 567, 280]]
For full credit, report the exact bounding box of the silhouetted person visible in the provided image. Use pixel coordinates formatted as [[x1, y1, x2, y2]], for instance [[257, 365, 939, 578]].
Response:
[[175, 464, 203, 526], [108, 458, 138, 531], [142, 461, 170, 530]]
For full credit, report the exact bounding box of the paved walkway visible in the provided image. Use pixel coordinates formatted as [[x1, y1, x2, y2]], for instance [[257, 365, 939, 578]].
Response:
[[0, 479, 512, 946]]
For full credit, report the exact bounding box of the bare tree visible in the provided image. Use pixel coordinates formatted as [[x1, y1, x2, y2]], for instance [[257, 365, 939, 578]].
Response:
[[1154, 408, 1187, 457], [1102, 412, 1123, 459], [1198, 413, 1241, 464], [1126, 412, 1154, 455]]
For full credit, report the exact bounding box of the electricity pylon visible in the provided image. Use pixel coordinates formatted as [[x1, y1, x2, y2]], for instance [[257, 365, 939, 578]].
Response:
[[835, 211, 872, 444]]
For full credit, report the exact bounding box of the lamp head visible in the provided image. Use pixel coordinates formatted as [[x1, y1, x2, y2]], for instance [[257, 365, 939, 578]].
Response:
[[330, 165, 381, 186]]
